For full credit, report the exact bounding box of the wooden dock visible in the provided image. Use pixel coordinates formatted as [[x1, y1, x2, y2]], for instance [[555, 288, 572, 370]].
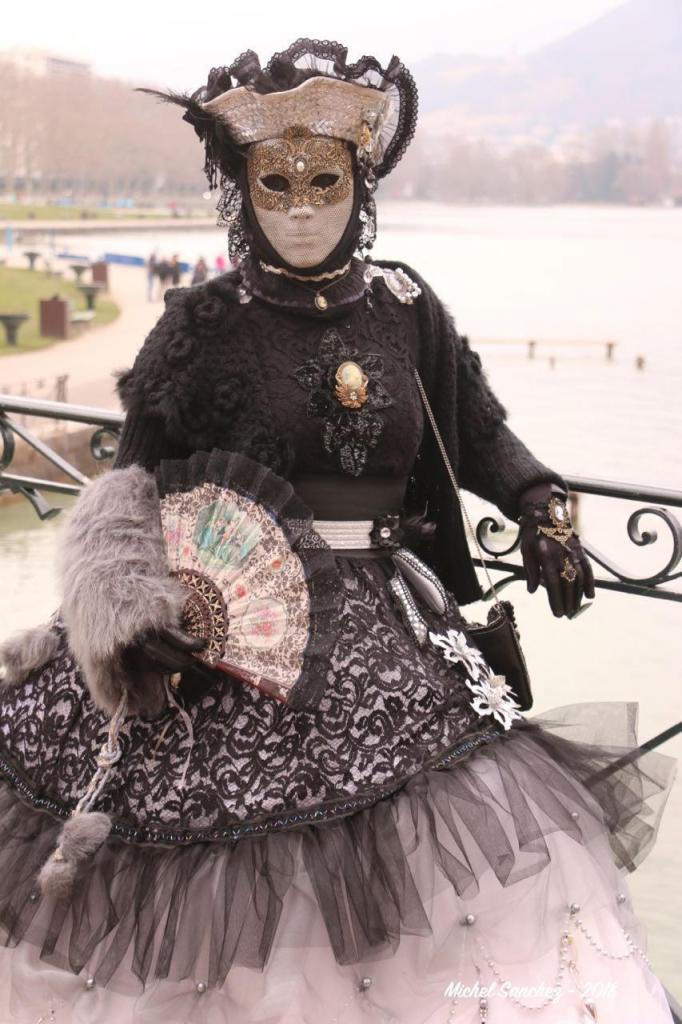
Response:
[[474, 338, 618, 360]]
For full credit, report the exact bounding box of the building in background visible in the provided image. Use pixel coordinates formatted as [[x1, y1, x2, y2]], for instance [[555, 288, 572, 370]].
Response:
[[1, 47, 91, 77]]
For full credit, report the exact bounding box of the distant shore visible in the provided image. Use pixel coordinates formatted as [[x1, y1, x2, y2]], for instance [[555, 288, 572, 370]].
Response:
[[4, 217, 217, 236]]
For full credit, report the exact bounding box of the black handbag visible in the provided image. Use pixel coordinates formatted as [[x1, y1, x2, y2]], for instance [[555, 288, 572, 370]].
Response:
[[466, 599, 533, 711], [413, 368, 533, 711]]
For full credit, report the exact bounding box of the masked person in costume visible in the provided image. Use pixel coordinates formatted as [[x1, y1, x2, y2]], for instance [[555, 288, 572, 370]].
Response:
[[0, 39, 676, 1024]]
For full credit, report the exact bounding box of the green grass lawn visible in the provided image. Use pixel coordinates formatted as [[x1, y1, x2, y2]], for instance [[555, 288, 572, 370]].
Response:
[[0, 267, 119, 356], [0, 204, 205, 221]]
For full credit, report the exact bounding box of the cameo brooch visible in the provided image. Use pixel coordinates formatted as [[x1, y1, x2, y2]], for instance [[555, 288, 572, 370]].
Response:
[[335, 361, 368, 409]]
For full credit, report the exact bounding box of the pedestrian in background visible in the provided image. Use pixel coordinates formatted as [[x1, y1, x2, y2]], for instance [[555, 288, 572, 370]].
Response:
[[146, 250, 158, 301], [156, 256, 171, 297], [191, 256, 208, 285]]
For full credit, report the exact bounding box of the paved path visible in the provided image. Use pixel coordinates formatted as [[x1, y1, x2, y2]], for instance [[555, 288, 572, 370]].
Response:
[[0, 264, 163, 412]]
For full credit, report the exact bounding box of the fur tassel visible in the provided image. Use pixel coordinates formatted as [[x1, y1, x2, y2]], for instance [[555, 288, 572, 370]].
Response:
[[0, 623, 61, 688], [38, 693, 128, 900], [38, 812, 112, 900]]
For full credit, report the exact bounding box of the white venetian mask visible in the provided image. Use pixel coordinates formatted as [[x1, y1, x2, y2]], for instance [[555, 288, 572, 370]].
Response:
[[247, 128, 355, 269]]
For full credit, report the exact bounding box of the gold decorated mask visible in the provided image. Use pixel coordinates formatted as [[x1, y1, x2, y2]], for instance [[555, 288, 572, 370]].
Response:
[[248, 127, 353, 212]]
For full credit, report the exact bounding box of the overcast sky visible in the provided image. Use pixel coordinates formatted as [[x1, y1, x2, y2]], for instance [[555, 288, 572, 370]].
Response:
[[4, 0, 626, 89]]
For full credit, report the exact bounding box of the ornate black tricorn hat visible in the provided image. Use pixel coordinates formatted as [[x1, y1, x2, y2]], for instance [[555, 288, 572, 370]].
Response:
[[140, 38, 419, 191]]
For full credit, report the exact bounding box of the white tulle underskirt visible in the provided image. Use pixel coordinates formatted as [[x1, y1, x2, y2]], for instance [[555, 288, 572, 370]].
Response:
[[0, 739, 674, 1024]]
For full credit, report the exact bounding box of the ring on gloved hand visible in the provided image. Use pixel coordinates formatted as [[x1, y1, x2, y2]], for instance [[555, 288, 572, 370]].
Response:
[[560, 556, 578, 583]]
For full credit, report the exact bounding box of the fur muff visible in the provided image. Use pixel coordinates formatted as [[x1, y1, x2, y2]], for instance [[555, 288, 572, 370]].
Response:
[[38, 811, 111, 900], [57, 465, 187, 715], [0, 623, 61, 688]]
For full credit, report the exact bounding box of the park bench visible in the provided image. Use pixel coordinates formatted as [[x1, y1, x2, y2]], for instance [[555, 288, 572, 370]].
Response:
[[70, 310, 96, 327]]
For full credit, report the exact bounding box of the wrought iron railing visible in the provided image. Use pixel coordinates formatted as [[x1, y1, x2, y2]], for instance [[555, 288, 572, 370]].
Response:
[[0, 394, 121, 518], [1, 391, 681, 1015], [2, 392, 680, 603]]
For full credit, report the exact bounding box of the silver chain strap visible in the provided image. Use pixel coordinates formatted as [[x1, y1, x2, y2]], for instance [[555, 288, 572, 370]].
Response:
[[413, 367, 503, 608]]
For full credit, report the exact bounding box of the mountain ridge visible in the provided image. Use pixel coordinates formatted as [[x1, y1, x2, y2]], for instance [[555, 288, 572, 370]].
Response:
[[412, 0, 682, 140]]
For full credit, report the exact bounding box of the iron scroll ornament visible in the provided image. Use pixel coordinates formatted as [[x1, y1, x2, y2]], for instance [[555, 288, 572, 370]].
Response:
[[90, 427, 122, 463], [0, 395, 122, 519], [473, 497, 682, 603], [0, 414, 15, 472]]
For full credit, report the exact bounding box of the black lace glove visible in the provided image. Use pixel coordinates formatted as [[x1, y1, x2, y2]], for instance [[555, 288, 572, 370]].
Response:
[[517, 484, 595, 618]]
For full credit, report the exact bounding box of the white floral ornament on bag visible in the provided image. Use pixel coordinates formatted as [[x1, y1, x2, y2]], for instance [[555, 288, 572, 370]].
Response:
[[428, 628, 524, 731], [466, 674, 523, 731]]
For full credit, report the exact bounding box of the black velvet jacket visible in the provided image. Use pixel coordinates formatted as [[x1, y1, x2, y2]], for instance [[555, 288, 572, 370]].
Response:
[[114, 259, 566, 605]]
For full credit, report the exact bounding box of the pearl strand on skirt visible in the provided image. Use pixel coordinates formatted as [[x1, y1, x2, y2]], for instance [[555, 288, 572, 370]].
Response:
[[575, 914, 653, 968], [450, 893, 653, 1021], [471, 907, 574, 1013]]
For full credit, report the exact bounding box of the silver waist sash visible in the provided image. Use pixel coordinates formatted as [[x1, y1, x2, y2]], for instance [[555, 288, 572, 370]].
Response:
[[312, 519, 375, 549]]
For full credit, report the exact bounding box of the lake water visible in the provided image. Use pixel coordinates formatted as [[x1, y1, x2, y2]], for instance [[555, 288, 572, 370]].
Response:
[[2, 203, 681, 996], [36, 201, 682, 486]]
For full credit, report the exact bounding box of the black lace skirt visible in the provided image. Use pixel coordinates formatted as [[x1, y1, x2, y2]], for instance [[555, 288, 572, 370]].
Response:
[[0, 553, 676, 1021]]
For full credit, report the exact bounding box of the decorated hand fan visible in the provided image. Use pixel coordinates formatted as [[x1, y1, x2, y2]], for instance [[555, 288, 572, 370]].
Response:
[[155, 449, 342, 709]]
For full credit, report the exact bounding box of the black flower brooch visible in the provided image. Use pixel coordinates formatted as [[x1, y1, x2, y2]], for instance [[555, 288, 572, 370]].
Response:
[[292, 328, 394, 476]]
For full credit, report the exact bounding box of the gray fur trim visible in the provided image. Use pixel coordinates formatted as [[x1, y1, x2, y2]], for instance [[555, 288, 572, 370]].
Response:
[[57, 465, 186, 714], [39, 811, 111, 900], [0, 624, 61, 688]]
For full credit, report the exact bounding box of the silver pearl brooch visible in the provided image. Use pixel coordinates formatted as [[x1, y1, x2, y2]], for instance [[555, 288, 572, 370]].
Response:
[[196, 981, 207, 994]]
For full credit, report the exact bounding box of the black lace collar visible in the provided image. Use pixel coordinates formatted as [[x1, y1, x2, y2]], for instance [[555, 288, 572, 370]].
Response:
[[239, 256, 369, 319]]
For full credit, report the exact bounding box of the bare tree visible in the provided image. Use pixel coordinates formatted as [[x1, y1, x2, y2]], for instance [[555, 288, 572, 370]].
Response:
[[0, 58, 679, 206]]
